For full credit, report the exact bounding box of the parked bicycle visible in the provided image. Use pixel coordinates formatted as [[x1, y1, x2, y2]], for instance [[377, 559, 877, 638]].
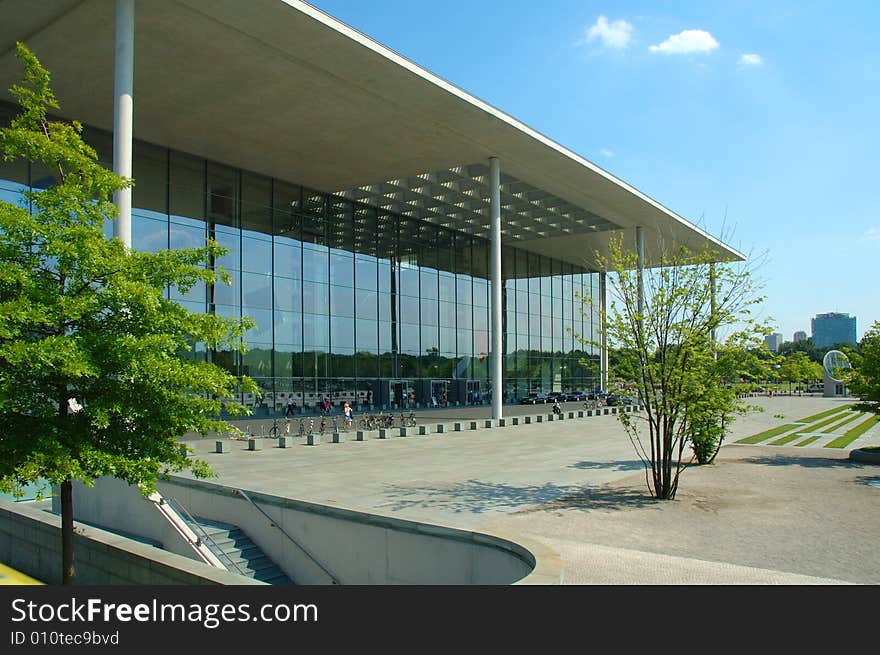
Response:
[[399, 411, 416, 427], [268, 417, 291, 438], [298, 419, 306, 438]]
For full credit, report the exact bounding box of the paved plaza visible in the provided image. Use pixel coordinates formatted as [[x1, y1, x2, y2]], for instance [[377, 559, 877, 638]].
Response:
[[178, 395, 880, 585]]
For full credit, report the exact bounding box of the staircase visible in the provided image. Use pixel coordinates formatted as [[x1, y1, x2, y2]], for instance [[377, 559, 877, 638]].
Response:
[[188, 517, 293, 585]]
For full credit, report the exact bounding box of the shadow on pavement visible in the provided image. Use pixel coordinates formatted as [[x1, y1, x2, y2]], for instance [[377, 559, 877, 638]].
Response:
[[568, 459, 645, 472], [382, 480, 588, 515], [742, 455, 861, 469], [381, 478, 658, 515]]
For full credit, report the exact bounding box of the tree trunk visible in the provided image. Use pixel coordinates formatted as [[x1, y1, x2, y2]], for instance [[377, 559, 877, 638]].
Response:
[[61, 478, 75, 585]]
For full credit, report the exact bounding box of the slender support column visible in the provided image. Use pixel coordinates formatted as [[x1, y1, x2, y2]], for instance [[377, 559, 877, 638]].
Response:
[[635, 226, 646, 401], [489, 157, 503, 420], [636, 226, 645, 319], [599, 272, 608, 392], [113, 0, 134, 249], [709, 262, 717, 360]]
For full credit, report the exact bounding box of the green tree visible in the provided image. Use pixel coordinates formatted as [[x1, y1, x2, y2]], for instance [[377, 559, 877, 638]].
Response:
[[846, 321, 880, 414], [778, 351, 820, 393], [0, 44, 256, 584], [578, 233, 768, 499]]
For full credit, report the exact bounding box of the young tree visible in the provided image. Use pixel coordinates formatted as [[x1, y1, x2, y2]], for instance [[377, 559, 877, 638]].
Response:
[[0, 44, 257, 584], [578, 233, 768, 499], [846, 320, 880, 414]]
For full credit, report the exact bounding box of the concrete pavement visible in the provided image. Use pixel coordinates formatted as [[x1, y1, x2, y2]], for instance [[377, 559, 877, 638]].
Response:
[[176, 395, 880, 584]]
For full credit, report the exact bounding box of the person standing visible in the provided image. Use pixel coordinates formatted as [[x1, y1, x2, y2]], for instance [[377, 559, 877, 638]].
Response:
[[343, 402, 353, 429], [285, 396, 296, 417], [323, 395, 331, 415]]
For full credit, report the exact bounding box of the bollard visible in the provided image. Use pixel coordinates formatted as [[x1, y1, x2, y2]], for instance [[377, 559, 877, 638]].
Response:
[[399, 427, 412, 437], [277, 436, 290, 448], [536, 415, 543, 423], [568, 411, 575, 419], [378, 428, 391, 439], [525, 416, 532, 424], [247, 438, 262, 451], [436, 424, 446, 433], [578, 410, 585, 418], [547, 414, 554, 422], [418, 425, 431, 435], [355, 431, 368, 441], [498, 418, 506, 427], [511, 417, 520, 426], [332, 431, 344, 443], [454, 422, 463, 432], [307, 433, 320, 446], [483, 419, 494, 428], [215, 440, 229, 453], [469, 421, 479, 431]]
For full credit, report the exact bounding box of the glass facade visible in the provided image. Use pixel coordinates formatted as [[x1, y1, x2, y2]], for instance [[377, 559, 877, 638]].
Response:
[[0, 102, 602, 411]]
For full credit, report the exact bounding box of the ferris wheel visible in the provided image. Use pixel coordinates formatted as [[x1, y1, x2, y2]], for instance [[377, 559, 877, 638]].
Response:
[[822, 350, 851, 382]]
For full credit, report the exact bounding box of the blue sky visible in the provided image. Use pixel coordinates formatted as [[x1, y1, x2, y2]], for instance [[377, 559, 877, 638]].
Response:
[[308, 1, 878, 341]]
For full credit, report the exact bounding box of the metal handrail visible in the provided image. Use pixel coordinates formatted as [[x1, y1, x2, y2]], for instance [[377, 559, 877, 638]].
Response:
[[234, 489, 340, 585], [166, 497, 247, 577]]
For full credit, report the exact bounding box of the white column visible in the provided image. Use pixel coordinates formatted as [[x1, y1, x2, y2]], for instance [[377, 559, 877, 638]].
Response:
[[489, 157, 503, 420], [113, 0, 134, 249], [710, 262, 717, 360], [599, 272, 608, 392], [636, 225, 645, 319]]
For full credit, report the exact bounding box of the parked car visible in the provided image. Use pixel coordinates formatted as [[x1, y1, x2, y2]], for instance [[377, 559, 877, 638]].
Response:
[[606, 394, 636, 406], [546, 392, 566, 403], [565, 391, 586, 402], [520, 393, 548, 405], [588, 391, 608, 401]]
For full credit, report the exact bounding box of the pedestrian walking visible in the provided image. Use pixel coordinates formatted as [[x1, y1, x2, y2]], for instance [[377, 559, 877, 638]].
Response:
[[285, 396, 297, 417], [343, 402, 353, 429]]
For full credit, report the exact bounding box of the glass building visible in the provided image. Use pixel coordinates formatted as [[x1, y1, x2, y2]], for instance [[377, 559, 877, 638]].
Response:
[[0, 101, 601, 412], [811, 312, 857, 349], [0, 2, 742, 417]]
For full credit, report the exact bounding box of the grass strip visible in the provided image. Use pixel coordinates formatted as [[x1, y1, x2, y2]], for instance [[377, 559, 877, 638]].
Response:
[[820, 411, 864, 434], [796, 405, 853, 424], [795, 435, 821, 447], [825, 415, 880, 449], [769, 432, 805, 446], [802, 409, 857, 433], [736, 424, 798, 444]]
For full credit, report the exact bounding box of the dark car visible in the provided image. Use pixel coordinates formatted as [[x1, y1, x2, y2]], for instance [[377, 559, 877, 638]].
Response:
[[520, 393, 548, 405], [587, 391, 608, 401], [606, 394, 636, 406], [566, 391, 587, 402], [546, 392, 565, 403]]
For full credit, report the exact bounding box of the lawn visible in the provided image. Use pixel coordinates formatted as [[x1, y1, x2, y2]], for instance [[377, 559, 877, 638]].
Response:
[[825, 415, 880, 449]]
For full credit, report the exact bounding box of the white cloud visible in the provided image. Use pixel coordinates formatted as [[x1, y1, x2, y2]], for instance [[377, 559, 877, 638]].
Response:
[[739, 53, 763, 66], [649, 29, 719, 55], [865, 226, 880, 240], [584, 16, 633, 49], [600, 148, 614, 158]]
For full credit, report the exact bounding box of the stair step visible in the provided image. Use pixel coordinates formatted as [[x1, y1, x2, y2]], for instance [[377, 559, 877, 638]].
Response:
[[256, 571, 293, 585], [185, 516, 293, 585]]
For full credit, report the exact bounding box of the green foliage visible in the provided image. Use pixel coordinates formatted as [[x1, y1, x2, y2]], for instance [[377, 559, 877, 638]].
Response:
[[778, 351, 823, 391], [577, 233, 768, 498], [845, 321, 880, 415], [0, 43, 257, 498]]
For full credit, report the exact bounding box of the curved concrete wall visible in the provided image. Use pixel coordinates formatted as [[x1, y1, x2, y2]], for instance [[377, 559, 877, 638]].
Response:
[[157, 477, 562, 585]]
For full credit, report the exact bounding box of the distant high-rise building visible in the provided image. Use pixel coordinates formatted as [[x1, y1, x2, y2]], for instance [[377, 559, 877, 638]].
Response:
[[793, 331, 807, 343], [764, 332, 783, 352], [811, 313, 857, 348]]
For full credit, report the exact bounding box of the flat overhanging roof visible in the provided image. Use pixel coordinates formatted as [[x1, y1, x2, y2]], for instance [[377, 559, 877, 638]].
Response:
[[0, 0, 745, 269]]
